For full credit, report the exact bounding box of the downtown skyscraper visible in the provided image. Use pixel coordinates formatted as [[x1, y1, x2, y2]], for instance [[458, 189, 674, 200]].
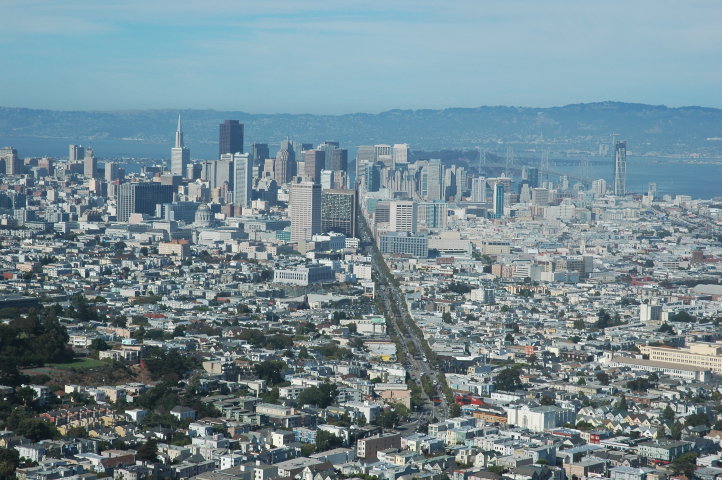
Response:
[[613, 141, 627, 196], [290, 179, 321, 242], [219, 120, 244, 157], [171, 115, 190, 177]]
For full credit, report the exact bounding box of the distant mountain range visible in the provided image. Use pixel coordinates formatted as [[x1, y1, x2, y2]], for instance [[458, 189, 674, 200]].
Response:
[[1, 102, 721, 158]]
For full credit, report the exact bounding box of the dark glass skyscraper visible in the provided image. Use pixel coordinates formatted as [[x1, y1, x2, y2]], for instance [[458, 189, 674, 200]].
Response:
[[321, 189, 357, 237], [219, 120, 244, 157]]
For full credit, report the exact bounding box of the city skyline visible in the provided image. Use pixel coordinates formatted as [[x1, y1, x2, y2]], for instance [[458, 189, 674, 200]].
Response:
[[2, 1, 721, 113]]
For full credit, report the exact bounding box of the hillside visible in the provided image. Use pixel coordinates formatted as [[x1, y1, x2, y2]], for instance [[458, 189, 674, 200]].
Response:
[[1, 102, 721, 157]]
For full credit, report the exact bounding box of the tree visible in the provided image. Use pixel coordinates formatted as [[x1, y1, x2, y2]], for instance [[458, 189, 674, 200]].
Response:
[[377, 409, 399, 429], [504, 333, 514, 344], [89, 338, 110, 351], [136, 439, 158, 462], [657, 323, 675, 334], [671, 452, 698, 476], [494, 367, 522, 392], [297, 384, 338, 408], [595, 372, 610, 385], [668, 311, 695, 323], [442, 312, 452, 324], [540, 395, 555, 406], [449, 403, 462, 418], [661, 405, 675, 422], [0, 447, 19, 479], [614, 395, 628, 411], [315, 430, 343, 451], [670, 421, 683, 440], [254, 360, 286, 386]]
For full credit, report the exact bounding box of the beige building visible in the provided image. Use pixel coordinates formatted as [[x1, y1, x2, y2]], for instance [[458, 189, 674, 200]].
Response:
[[158, 240, 190, 260], [639, 342, 722, 374]]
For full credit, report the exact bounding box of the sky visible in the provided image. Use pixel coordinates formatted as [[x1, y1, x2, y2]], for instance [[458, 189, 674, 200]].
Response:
[[1, 0, 721, 114]]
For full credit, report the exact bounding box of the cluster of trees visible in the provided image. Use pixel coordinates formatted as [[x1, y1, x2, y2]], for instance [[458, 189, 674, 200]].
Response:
[[377, 404, 410, 429], [143, 348, 200, 382], [316, 342, 354, 360], [235, 329, 293, 350], [595, 309, 624, 329], [254, 360, 286, 385], [667, 311, 696, 323], [5, 408, 59, 442], [0, 306, 74, 385], [446, 282, 472, 295], [494, 367, 522, 391], [297, 384, 338, 408], [66, 293, 100, 322]]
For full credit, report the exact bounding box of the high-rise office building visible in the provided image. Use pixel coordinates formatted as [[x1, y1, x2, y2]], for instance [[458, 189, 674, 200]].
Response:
[[390, 200, 417, 233], [171, 115, 190, 177], [471, 177, 487, 202], [117, 182, 175, 222], [591, 178, 607, 197], [249, 143, 270, 167], [290, 180, 321, 242], [274, 144, 296, 185], [374, 144, 393, 168], [527, 167, 539, 188], [0, 147, 21, 176], [69, 144, 85, 163], [365, 163, 381, 192], [200, 158, 233, 191], [648, 182, 657, 200], [417, 201, 448, 230], [493, 183, 505, 218], [83, 148, 97, 178], [105, 162, 121, 182], [613, 141, 627, 196], [425, 159, 444, 201], [219, 120, 244, 157], [321, 189, 357, 237], [232, 153, 252, 208], [304, 149, 325, 183], [393, 144, 409, 165], [356, 145, 376, 181], [531, 188, 550, 206], [318, 142, 348, 173]]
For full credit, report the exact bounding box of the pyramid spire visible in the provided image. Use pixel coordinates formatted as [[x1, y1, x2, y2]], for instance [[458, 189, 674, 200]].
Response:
[[175, 114, 184, 148]]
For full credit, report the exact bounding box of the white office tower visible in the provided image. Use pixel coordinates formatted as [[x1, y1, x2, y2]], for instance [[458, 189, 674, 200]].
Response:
[[519, 183, 532, 203], [290, 180, 321, 242], [375, 144, 393, 168], [531, 188, 550, 206], [613, 141, 627, 196], [171, 115, 190, 177], [233, 153, 252, 208], [591, 178, 607, 198], [105, 162, 121, 182], [69, 144, 85, 162], [648, 183, 657, 201], [392, 144, 409, 165], [640, 303, 662, 323], [83, 148, 97, 178], [390, 200, 417, 233], [471, 177, 487, 202]]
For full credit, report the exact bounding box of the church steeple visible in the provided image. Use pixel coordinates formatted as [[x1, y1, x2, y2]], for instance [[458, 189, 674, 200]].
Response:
[[175, 114, 184, 148]]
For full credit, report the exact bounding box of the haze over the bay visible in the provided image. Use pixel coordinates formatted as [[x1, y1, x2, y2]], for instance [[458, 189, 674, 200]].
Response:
[[2, 0, 721, 113]]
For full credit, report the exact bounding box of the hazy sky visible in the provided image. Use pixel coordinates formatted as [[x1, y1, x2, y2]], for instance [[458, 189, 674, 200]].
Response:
[[2, 0, 721, 113]]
